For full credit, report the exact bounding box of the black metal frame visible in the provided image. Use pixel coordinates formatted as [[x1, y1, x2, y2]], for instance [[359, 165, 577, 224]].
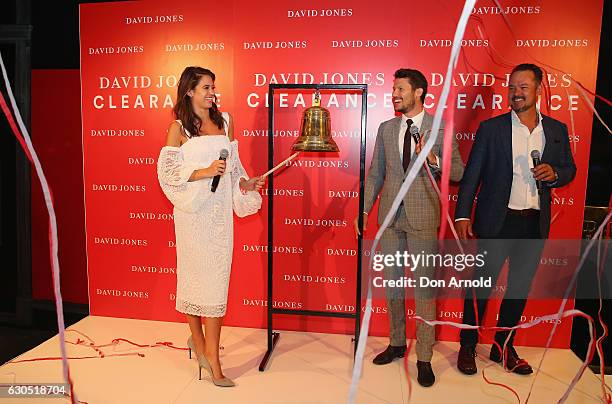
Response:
[[259, 83, 368, 371], [0, 0, 33, 326]]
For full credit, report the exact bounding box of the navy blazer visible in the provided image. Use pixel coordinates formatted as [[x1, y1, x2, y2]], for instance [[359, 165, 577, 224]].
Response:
[[455, 112, 576, 238]]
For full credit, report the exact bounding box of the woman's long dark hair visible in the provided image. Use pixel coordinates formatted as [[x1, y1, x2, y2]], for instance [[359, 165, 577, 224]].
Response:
[[173, 66, 225, 137]]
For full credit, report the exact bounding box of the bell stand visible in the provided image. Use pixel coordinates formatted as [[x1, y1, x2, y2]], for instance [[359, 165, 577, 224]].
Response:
[[259, 83, 368, 371]]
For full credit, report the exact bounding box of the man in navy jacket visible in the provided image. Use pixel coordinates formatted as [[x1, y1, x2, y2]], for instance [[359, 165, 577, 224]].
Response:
[[454, 63, 576, 375]]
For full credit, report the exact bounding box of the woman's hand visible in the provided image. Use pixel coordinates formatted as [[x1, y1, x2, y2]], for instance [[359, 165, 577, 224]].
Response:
[[201, 160, 226, 178], [240, 176, 265, 192]]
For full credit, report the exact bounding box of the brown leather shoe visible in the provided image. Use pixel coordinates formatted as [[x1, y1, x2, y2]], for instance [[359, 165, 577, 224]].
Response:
[[416, 361, 435, 387], [457, 345, 477, 375], [373, 345, 406, 365], [490, 345, 533, 375]]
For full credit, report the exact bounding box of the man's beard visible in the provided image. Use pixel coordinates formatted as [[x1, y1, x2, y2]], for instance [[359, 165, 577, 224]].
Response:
[[395, 100, 414, 114], [511, 97, 533, 113], [511, 103, 533, 113]]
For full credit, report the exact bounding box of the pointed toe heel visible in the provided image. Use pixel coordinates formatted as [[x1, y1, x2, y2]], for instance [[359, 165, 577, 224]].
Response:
[[212, 377, 235, 387]]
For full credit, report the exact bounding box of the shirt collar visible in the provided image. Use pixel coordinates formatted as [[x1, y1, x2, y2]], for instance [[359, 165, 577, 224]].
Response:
[[402, 109, 425, 128], [511, 108, 541, 128]]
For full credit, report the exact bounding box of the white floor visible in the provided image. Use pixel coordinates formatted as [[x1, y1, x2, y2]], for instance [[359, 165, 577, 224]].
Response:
[[0, 316, 605, 403]]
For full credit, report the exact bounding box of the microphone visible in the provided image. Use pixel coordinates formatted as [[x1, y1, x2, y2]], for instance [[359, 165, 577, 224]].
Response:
[[531, 150, 542, 195], [211, 149, 229, 193], [410, 125, 429, 166], [409, 125, 420, 144]]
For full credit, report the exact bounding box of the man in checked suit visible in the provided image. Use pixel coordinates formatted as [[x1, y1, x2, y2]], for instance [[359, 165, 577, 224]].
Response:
[[354, 68, 464, 387], [454, 63, 576, 376]]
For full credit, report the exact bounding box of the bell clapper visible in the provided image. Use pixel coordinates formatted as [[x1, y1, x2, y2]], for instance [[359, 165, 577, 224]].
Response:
[[313, 89, 321, 107]]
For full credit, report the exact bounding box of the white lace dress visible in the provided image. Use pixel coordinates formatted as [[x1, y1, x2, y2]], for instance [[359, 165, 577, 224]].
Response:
[[157, 113, 261, 317]]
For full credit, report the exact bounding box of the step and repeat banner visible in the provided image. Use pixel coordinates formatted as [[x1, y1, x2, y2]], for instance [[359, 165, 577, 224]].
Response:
[[80, 0, 603, 347]]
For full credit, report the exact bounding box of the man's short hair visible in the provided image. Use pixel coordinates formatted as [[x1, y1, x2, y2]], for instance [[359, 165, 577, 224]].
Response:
[[394, 68, 428, 104], [511, 63, 543, 85]]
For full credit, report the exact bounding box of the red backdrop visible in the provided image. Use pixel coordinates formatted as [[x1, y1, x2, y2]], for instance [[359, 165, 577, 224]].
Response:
[[78, 0, 603, 347], [31, 70, 88, 304]]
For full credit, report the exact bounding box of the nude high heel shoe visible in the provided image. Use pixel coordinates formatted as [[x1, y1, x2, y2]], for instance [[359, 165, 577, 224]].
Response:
[[198, 354, 235, 386], [211, 374, 236, 388], [187, 336, 234, 386], [197, 355, 235, 387]]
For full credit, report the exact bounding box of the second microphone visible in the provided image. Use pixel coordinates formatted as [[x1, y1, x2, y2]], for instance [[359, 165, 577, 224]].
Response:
[[211, 148, 229, 192]]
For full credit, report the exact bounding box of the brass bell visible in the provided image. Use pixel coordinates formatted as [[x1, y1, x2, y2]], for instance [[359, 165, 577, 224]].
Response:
[[291, 90, 339, 152]]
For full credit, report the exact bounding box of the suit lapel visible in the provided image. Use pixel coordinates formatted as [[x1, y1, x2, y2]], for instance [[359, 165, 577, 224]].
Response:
[[541, 115, 553, 163], [387, 116, 403, 174], [500, 112, 513, 168], [420, 112, 432, 138]]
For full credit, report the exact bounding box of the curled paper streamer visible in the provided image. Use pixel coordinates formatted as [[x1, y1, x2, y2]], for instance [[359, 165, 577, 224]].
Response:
[[0, 52, 77, 403]]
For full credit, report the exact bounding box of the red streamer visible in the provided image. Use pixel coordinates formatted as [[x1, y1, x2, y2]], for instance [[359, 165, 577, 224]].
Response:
[[482, 369, 520, 403], [0, 90, 33, 162], [437, 84, 456, 241], [0, 86, 76, 403], [403, 338, 414, 400], [8, 352, 144, 364], [6, 332, 190, 366]]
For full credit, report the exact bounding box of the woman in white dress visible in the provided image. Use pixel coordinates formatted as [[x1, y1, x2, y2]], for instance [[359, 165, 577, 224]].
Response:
[[157, 66, 264, 387]]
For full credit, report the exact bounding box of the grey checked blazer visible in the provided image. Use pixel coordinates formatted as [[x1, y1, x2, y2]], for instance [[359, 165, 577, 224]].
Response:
[[364, 112, 465, 231]]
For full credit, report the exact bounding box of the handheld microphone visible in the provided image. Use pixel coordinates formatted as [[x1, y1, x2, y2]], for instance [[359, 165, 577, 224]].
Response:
[[531, 150, 542, 195], [211, 149, 229, 193], [410, 126, 427, 166], [409, 125, 420, 144]]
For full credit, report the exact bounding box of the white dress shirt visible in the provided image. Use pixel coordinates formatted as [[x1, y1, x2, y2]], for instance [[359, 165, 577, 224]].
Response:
[[507, 109, 545, 210], [455, 110, 545, 222]]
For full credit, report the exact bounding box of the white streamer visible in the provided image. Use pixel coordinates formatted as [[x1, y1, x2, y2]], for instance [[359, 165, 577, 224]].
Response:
[[0, 53, 76, 402], [348, 1, 477, 402], [415, 308, 586, 331], [572, 81, 612, 134]]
